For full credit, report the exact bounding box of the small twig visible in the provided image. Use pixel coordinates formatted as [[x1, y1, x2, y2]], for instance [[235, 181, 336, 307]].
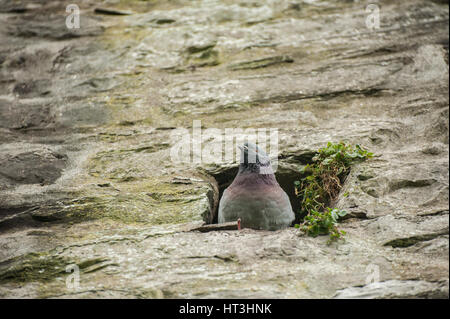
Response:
[[190, 219, 241, 233]]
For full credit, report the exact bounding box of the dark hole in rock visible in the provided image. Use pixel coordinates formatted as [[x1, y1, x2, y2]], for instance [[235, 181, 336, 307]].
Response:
[[207, 164, 305, 225]]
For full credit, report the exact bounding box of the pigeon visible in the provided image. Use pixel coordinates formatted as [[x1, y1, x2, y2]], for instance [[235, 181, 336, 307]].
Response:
[[218, 142, 295, 230]]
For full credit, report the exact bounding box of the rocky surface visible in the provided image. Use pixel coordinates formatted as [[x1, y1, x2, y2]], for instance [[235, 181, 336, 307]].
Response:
[[0, 0, 448, 298]]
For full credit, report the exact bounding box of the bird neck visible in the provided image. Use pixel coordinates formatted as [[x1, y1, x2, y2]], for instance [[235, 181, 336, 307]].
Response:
[[233, 168, 278, 186], [238, 162, 259, 174]]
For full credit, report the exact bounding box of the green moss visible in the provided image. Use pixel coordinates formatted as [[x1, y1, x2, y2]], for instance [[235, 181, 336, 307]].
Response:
[[77, 258, 109, 270], [384, 232, 447, 248], [88, 144, 170, 181], [186, 43, 216, 55], [30, 179, 212, 226], [0, 253, 70, 284], [186, 47, 221, 68], [0, 253, 117, 285]]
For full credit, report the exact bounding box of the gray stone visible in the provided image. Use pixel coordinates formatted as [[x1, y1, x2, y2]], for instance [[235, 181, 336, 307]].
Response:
[[334, 280, 449, 299], [0, 0, 448, 299]]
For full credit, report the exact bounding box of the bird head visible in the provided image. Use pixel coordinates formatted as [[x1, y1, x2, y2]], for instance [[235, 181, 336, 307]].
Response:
[[238, 142, 272, 174]]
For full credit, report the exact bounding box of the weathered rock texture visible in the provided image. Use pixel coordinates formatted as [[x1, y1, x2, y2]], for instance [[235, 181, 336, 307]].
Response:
[[0, 0, 448, 298]]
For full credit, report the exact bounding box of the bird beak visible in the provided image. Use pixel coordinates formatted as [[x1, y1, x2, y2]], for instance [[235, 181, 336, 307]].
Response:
[[237, 145, 248, 152]]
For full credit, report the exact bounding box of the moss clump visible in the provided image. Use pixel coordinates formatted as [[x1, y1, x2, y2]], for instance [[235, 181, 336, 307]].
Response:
[[186, 47, 220, 68], [294, 142, 373, 243]]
